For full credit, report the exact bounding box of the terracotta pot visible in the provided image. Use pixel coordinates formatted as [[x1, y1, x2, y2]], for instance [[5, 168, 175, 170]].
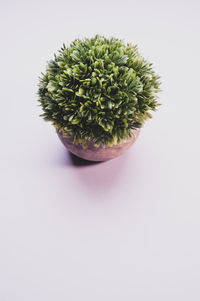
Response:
[[57, 128, 140, 161]]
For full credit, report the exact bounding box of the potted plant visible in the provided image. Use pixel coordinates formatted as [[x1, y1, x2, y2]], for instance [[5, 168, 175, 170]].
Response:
[[38, 35, 161, 161]]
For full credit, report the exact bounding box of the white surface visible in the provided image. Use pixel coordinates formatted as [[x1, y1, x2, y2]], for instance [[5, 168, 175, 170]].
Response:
[[1, 0, 200, 300]]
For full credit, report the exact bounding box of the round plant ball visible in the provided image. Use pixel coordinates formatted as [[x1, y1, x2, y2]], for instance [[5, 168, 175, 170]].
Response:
[[38, 35, 161, 161]]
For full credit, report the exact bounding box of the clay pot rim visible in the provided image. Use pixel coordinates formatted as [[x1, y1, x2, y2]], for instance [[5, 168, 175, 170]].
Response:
[[58, 127, 141, 149]]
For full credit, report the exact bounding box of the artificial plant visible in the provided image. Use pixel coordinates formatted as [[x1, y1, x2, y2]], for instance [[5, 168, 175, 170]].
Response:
[[38, 35, 161, 147]]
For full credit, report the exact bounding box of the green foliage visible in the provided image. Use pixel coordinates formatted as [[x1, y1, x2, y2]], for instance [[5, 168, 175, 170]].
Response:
[[38, 35, 161, 146]]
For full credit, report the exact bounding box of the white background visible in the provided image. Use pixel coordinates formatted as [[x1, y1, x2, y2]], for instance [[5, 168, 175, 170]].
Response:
[[0, 0, 200, 300]]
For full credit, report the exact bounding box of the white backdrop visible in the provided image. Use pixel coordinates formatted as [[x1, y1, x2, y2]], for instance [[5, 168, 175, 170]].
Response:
[[0, 0, 200, 300]]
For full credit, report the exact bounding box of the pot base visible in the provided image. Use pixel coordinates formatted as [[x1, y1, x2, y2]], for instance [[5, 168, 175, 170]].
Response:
[[57, 129, 140, 161]]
